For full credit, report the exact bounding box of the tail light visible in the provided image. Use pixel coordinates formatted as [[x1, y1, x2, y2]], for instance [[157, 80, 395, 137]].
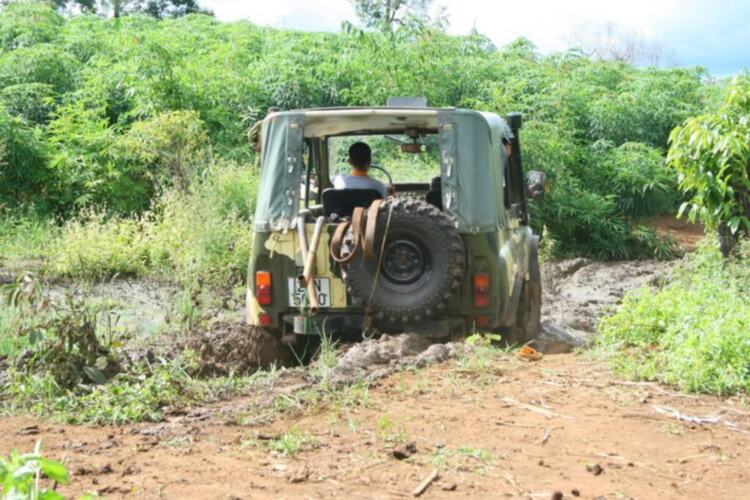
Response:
[[473, 273, 490, 308], [255, 271, 272, 306]]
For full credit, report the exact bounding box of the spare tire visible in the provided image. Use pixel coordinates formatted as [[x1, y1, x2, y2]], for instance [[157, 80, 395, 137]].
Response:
[[344, 197, 465, 324]]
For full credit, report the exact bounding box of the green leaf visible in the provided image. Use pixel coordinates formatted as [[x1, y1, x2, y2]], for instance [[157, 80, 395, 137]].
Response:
[[82, 365, 107, 385], [727, 216, 743, 234], [39, 490, 67, 500], [39, 458, 68, 484]]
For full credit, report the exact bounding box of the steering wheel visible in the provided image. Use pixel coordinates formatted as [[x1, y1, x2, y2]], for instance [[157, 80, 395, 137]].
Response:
[[368, 164, 394, 185]]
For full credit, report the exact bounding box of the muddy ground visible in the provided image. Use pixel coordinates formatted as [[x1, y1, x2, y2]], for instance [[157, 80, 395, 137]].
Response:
[[3, 257, 749, 499]]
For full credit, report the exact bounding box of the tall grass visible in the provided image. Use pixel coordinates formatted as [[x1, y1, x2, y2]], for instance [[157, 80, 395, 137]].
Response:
[[0, 210, 56, 267], [44, 160, 258, 286]]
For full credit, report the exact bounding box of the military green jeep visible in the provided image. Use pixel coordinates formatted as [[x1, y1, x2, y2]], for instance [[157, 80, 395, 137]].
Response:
[[247, 102, 543, 345]]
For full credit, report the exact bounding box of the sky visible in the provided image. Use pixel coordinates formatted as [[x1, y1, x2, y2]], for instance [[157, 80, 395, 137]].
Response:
[[202, 0, 750, 76]]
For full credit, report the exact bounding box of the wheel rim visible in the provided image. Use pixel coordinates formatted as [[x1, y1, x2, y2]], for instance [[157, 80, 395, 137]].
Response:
[[382, 239, 427, 284]]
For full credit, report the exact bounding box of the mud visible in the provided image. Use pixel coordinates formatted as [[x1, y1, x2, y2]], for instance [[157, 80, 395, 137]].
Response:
[[187, 321, 295, 376], [4, 353, 748, 499], [329, 334, 467, 384], [540, 258, 676, 342], [323, 258, 678, 377], [186, 258, 678, 380]]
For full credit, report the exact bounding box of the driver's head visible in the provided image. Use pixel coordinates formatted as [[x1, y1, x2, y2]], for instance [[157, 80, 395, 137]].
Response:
[[348, 142, 372, 171]]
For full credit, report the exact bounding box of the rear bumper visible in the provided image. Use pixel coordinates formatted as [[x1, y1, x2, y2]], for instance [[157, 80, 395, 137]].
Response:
[[282, 312, 467, 337]]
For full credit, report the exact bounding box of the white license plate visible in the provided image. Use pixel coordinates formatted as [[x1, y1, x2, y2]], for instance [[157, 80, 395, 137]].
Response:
[[288, 278, 331, 308]]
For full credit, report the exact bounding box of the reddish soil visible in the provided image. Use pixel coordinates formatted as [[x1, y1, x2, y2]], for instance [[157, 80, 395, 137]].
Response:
[[648, 215, 705, 251], [2, 353, 748, 499]]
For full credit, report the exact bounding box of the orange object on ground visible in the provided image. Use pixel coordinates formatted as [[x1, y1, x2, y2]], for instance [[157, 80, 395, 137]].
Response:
[[516, 345, 543, 361]]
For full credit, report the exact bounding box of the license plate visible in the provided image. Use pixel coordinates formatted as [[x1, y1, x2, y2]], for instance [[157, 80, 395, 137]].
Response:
[[288, 278, 331, 308]]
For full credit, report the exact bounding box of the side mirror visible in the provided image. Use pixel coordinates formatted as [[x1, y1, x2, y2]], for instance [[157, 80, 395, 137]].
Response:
[[527, 170, 546, 200]]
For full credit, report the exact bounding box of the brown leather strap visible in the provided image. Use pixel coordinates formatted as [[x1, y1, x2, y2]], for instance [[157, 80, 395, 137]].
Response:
[[363, 199, 382, 260], [329, 200, 383, 264], [329, 219, 352, 263]]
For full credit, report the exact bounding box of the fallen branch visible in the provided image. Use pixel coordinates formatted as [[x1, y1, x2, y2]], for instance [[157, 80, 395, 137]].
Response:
[[412, 469, 439, 497], [652, 405, 721, 424], [501, 397, 575, 420]]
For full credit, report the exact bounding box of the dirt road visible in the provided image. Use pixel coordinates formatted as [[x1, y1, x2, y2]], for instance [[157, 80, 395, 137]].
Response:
[[3, 258, 748, 499], [3, 352, 748, 499]]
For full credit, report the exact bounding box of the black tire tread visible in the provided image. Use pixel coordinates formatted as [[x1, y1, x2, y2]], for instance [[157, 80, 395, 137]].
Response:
[[343, 197, 465, 325]]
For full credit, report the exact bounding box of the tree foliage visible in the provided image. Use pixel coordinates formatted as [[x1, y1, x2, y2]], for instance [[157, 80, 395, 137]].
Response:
[[668, 75, 750, 239], [0, 0, 714, 257]]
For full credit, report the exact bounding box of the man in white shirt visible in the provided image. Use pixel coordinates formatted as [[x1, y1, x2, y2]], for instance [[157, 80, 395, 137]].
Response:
[[332, 142, 390, 198]]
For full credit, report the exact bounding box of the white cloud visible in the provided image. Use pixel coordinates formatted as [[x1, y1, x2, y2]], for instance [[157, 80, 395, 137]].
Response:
[[208, 0, 354, 30], [200, 0, 749, 73]]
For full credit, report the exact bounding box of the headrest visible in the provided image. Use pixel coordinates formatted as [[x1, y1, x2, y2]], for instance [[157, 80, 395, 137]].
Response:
[[322, 188, 382, 218]]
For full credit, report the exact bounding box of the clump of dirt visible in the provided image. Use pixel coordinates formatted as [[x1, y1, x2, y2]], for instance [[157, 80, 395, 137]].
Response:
[[328, 333, 466, 384], [187, 322, 294, 376]]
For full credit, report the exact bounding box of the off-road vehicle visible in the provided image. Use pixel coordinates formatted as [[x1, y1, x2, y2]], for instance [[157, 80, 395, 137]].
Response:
[[246, 101, 543, 345]]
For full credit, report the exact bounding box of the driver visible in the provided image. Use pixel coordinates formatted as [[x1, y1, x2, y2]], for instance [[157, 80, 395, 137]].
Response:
[[333, 142, 389, 198]]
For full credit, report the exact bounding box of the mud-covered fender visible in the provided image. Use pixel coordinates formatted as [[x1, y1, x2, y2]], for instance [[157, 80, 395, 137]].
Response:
[[499, 234, 540, 327]]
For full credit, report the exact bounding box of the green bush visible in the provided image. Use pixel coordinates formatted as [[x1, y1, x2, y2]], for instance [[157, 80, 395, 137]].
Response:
[[45, 161, 257, 285], [0, 1, 709, 260], [146, 161, 256, 286], [0, 105, 50, 208], [588, 141, 679, 218], [48, 211, 152, 279], [0, 0, 63, 50], [597, 241, 750, 395], [668, 74, 750, 238]]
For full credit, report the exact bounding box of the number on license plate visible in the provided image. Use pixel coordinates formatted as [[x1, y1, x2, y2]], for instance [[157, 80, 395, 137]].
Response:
[[288, 278, 331, 308]]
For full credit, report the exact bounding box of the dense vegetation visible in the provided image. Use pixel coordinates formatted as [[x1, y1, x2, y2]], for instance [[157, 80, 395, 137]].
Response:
[[669, 75, 750, 254], [597, 240, 750, 395], [0, 0, 718, 280]]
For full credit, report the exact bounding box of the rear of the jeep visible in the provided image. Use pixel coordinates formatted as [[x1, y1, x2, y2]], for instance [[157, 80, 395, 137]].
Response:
[[247, 106, 541, 343]]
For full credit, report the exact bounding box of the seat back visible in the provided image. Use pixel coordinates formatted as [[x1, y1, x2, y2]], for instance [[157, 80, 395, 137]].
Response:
[[322, 188, 382, 218], [425, 175, 443, 210]]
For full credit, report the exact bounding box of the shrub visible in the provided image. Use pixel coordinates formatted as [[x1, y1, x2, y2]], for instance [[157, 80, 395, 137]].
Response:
[[0, 105, 50, 208], [48, 211, 152, 279], [113, 110, 210, 191], [0, 1, 63, 50], [0, 43, 80, 94], [668, 74, 750, 239], [588, 141, 679, 218], [147, 161, 257, 286], [0, 82, 57, 124], [45, 161, 257, 286], [597, 241, 750, 395]]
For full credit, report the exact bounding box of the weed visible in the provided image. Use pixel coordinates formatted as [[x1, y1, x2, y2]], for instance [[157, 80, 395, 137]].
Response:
[[0, 211, 56, 268], [376, 415, 410, 444], [266, 429, 318, 457], [0, 441, 68, 499], [2, 273, 121, 388], [456, 333, 507, 376], [314, 326, 339, 386]]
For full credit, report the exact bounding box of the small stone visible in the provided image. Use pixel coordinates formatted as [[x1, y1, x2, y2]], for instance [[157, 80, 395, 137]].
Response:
[[586, 463, 604, 476], [551, 492, 563, 500], [571, 489, 581, 497]]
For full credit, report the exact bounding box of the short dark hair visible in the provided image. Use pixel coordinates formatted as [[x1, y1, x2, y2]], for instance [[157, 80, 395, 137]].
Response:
[[348, 142, 371, 168]]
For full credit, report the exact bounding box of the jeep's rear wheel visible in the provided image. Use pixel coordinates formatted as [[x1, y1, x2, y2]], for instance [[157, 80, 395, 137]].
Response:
[[344, 198, 465, 325]]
